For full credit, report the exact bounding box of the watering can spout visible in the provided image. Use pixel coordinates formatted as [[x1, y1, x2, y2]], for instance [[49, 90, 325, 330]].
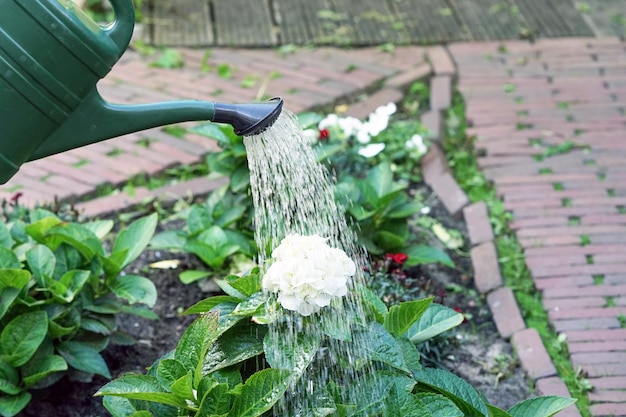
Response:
[[29, 93, 284, 162]]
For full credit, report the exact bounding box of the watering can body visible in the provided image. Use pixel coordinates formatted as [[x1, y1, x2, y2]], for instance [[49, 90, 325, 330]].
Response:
[[0, 0, 282, 185]]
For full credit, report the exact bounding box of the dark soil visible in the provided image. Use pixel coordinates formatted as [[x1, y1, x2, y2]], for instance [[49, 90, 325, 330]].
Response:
[[20, 192, 534, 417]]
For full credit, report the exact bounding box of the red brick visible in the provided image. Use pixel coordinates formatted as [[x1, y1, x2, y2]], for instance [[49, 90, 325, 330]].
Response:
[[344, 87, 404, 120], [421, 144, 450, 185], [427, 46, 455, 75], [590, 402, 626, 417], [429, 171, 469, 217], [420, 110, 443, 140], [565, 328, 626, 342], [571, 351, 626, 366], [588, 376, 626, 390], [384, 63, 431, 90], [545, 285, 626, 301], [517, 225, 626, 238], [582, 363, 626, 377], [155, 177, 229, 204], [534, 276, 594, 290], [535, 378, 581, 417], [471, 241, 502, 293], [543, 297, 606, 311], [430, 75, 452, 110], [524, 244, 626, 258], [589, 390, 626, 403], [463, 202, 494, 246], [533, 264, 626, 279], [487, 287, 525, 338], [519, 235, 581, 249], [568, 340, 626, 353], [525, 255, 587, 269], [512, 328, 557, 380], [553, 317, 620, 332]]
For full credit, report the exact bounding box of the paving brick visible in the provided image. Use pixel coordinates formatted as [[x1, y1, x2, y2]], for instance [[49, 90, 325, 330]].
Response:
[[582, 363, 626, 377], [535, 378, 581, 417], [534, 276, 594, 290], [429, 171, 469, 218], [568, 340, 626, 353], [589, 389, 626, 403], [430, 75, 452, 110], [471, 241, 502, 293], [512, 328, 557, 380], [384, 63, 432, 90], [487, 287, 525, 338], [427, 46, 455, 76], [421, 144, 449, 185], [543, 297, 606, 311], [344, 87, 404, 120], [544, 284, 626, 299], [420, 110, 443, 140], [571, 351, 626, 366], [590, 402, 626, 416], [463, 201, 494, 245], [564, 328, 626, 342], [588, 376, 626, 390], [553, 317, 620, 332]]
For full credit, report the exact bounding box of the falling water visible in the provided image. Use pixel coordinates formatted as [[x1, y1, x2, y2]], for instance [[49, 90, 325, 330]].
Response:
[[244, 110, 382, 416]]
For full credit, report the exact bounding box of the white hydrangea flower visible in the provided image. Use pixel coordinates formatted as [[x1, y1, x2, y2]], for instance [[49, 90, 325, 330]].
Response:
[[262, 234, 356, 316], [337, 116, 363, 138], [358, 143, 385, 158], [318, 114, 339, 131], [406, 134, 428, 155]]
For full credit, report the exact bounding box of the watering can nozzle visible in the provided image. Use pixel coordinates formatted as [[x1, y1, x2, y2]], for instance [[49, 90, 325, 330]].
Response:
[[212, 97, 283, 136]]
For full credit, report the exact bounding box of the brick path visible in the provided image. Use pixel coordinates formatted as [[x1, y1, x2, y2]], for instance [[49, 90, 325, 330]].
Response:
[[450, 37, 626, 416], [6, 36, 626, 415]]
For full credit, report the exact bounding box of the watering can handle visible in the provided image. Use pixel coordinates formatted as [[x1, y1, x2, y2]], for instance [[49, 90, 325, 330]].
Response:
[[105, 0, 136, 54]]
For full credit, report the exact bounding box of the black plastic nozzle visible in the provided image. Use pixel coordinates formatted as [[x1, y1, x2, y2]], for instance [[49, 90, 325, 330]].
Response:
[[212, 97, 283, 136]]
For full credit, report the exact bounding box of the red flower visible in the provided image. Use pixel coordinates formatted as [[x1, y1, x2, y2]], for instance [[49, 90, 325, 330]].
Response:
[[319, 129, 330, 140], [454, 307, 468, 323], [385, 253, 408, 264], [10, 192, 23, 204]]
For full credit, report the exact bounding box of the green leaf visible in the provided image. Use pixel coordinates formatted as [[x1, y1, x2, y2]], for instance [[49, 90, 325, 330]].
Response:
[[297, 111, 323, 129], [96, 375, 188, 408], [227, 369, 292, 417], [0, 270, 30, 291], [191, 122, 233, 145], [22, 355, 68, 388], [397, 337, 422, 375], [0, 222, 13, 248], [358, 285, 388, 323], [356, 323, 409, 373], [227, 272, 262, 298], [179, 270, 211, 284], [175, 312, 221, 383], [0, 288, 20, 321], [82, 219, 114, 239], [0, 248, 19, 269], [407, 304, 464, 344], [0, 311, 48, 367], [0, 392, 31, 417], [204, 323, 266, 375], [488, 405, 513, 417], [188, 205, 213, 235], [264, 331, 319, 376], [368, 162, 394, 198], [109, 275, 157, 307], [198, 383, 231, 416], [113, 214, 157, 268], [56, 270, 90, 303], [384, 298, 433, 337], [57, 341, 111, 378], [170, 370, 194, 400], [413, 368, 489, 417], [376, 230, 406, 252], [384, 386, 430, 417], [149, 230, 186, 250], [151, 48, 184, 69], [415, 392, 463, 416], [230, 165, 251, 193], [24, 216, 62, 243], [508, 396, 577, 417], [213, 279, 247, 299], [183, 295, 241, 315], [405, 245, 454, 267], [232, 292, 266, 316], [156, 359, 187, 390], [26, 245, 55, 284], [0, 360, 20, 395], [46, 223, 104, 260], [386, 201, 423, 219]]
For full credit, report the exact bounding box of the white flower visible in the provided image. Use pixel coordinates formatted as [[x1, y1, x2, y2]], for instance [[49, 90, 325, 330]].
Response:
[[262, 234, 356, 316], [358, 143, 385, 158], [337, 116, 363, 138], [406, 134, 428, 155], [318, 114, 339, 131], [420, 206, 431, 215], [301, 128, 319, 144]]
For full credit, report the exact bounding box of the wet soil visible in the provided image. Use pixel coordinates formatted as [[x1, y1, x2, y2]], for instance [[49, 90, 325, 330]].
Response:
[[20, 191, 533, 417]]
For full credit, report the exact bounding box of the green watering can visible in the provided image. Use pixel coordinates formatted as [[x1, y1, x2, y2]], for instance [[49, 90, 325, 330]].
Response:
[[0, 0, 283, 184]]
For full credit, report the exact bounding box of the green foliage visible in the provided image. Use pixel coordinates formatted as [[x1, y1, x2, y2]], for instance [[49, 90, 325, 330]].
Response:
[[150, 186, 256, 283], [0, 210, 158, 416], [97, 269, 574, 416]]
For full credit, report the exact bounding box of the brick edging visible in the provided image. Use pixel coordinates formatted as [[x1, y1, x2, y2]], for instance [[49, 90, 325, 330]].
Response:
[[420, 46, 581, 416]]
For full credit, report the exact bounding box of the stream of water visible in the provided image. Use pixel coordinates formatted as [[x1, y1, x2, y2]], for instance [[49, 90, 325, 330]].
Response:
[[244, 110, 381, 416]]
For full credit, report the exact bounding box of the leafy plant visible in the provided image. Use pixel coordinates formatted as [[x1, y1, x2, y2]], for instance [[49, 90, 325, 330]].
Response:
[[0, 209, 158, 416], [150, 186, 256, 284], [97, 269, 575, 417]]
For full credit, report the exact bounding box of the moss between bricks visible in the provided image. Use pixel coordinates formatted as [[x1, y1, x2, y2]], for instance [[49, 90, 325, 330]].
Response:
[[443, 91, 591, 416]]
